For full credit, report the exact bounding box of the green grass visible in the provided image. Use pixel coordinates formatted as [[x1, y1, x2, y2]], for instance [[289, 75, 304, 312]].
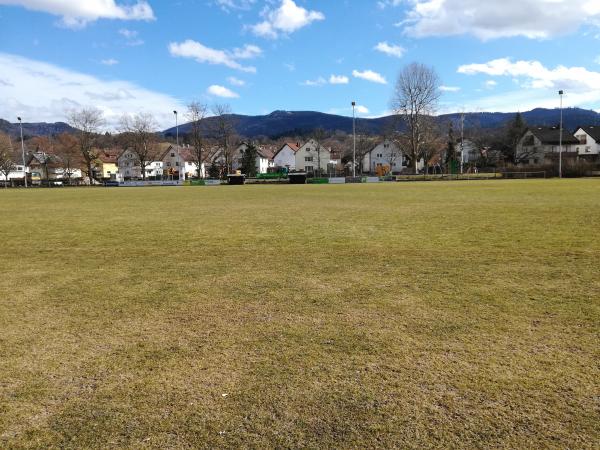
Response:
[[1, 180, 599, 449]]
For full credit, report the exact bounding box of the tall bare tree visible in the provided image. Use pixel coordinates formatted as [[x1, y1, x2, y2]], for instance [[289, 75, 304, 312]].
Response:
[[187, 101, 208, 178], [67, 108, 104, 185], [392, 62, 441, 174], [119, 113, 160, 180], [55, 133, 82, 185], [211, 104, 236, 174], [0, 132, 16, 188], [312, 127, 327, 177]]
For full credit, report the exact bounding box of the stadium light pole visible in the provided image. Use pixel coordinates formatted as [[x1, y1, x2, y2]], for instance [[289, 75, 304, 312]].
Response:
[[17, 117, 27, 188], [352, 101, 356, 177], [173, 110, 179, 182], [558, 90, 563, 179]]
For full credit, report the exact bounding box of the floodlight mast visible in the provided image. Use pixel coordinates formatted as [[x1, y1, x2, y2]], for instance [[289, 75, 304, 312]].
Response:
[[17, 117, 27, 188], [558, 91, 563, 179], [352, 101, 356, 177]]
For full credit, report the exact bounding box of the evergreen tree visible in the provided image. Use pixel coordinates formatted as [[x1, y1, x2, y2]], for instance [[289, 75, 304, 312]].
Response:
[[208, 163, 220, 178], [240, 143, 258, 177]]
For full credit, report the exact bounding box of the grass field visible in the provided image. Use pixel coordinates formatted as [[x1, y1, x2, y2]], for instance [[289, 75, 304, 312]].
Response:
[[1, 180, 599, 448]]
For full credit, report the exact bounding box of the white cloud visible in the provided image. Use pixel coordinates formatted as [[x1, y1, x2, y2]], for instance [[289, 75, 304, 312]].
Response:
[[100, 58, 119, 66], [227, 76, 246, 86], [251, 0, 324, 38], [301, 77, 326, 87], [400, 0, 600, 40], [0, 0, 154, 28], [440, 85, 461, 92], [284, 62, 296, 72], [168, 40, 260, 73], [355, 105, 369, 114], [454, 58, 600, 112], [215, 0, 255, 12], [329, 74, 349, 84], [352, 69, 387, 84], [119, 28, 144, 46], [231, 44, 262, 59], [458, 58, 600, 92], [374, 41, 405, 58], [0, 52, 184, 129], [485, 79, 498, 88], [207, 85, 239, 98]]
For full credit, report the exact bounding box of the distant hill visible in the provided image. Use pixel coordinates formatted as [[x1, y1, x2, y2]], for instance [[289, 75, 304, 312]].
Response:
[[163, 108, 600, 139], [2, 108, 599, 140], [0, 119, 76, 139]]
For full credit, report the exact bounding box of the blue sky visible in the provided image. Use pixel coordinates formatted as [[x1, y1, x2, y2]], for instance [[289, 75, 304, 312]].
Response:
[[1, 0, 599, 129]]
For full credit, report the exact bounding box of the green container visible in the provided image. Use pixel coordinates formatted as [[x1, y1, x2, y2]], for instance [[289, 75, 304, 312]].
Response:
[[307, 178, 329, 184]]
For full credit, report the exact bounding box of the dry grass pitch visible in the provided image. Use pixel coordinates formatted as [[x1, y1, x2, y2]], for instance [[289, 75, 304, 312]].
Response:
[[1, 179, 599, 448]]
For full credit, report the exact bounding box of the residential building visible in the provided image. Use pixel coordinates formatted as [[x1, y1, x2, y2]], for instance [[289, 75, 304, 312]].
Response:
[[231, 142, 275, 174], [0, 160, 28, 185], [117, 148, 163, 179], [273, 142, 299, 170], [294, 139, 332, 175], [26, 152, 82, 183], [362, 140, 405, 175], [573, 126, 600, 160], [94, 149, 119, 179], [516, 126, 579, 165]]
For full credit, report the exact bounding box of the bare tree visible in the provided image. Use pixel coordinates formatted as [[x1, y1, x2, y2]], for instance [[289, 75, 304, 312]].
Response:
[[67, 108, 104, 185], [187, 101, 208, 178], [119, 113, 160, 180], [392, 63, 441, 174], [55, 133, 82, 185], [0, 132, 16, 188], [312, 128, 327, 177], [211, 104, 237, 175]]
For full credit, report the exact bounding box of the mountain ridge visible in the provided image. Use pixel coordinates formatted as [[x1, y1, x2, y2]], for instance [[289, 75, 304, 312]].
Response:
[[2, 108, 599, 139]]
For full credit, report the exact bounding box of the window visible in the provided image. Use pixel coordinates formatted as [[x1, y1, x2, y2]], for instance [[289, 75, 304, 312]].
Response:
[[175, 162, 179, 167], [305, 157, 313, 162], [166, 162, 171, 167], [577, 135, 587, 145], [586, 147, 591, 153], [171, 152, 175, 157], [17, 166, 23, 171]]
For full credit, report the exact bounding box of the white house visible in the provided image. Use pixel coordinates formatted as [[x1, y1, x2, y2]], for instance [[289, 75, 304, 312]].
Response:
[[295, 139, 332, 175], [0, 161, 28, 185], [117, 148, 163, 179], [516, 127, 579, 165], [160, 145, 202, 180], [573, 126, 600, 159], [231, 142, 275, 174], [273, 142, 299, 170], [362, 140, 405, 174]]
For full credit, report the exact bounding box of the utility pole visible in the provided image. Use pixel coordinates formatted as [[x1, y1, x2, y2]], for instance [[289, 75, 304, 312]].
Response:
[[460, 113, 465, 174], [17, 117, 27, 188], [558, 90, 563, 179], [174, 110, 181, 182], [352, 101, 356, 177]]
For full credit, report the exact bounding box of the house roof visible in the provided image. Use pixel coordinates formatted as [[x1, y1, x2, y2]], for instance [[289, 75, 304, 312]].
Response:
[[528, 127, 579, 145], [273, 142, 300, 158], [27, 152, 63, 168], [575, 126, 600, 142], [96, 149, 119, 164]]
